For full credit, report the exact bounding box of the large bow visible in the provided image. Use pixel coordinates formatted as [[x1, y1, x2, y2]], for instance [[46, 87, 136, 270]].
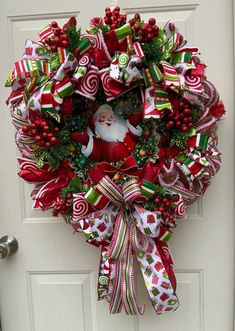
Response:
[[73, 174, 179, 315]]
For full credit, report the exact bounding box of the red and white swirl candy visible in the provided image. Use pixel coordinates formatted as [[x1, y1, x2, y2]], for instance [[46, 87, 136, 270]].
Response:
[[75, 66, 99, 100], [99, 68, 115, 101], [72, 194, 92, 224], [175, 196, 186, 219], [185, 72, 202, 93], [79, 55, 90, 67]]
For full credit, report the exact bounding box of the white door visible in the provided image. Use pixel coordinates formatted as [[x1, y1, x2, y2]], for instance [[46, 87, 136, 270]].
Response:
[[0, 0, 234, 330]]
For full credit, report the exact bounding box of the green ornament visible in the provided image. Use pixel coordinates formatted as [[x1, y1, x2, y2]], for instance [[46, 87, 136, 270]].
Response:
[[79, 157, 87, 166]]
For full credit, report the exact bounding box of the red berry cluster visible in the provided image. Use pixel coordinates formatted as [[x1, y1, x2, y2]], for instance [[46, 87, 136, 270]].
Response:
[[44, 21, 69, 52], [129, 15, 159, 43], [165, 104, 193, 132], [53, 193, 73, 217], [22, 119, 60, 149], [104, 6, 127, 30], [154, 195, 179, 226]]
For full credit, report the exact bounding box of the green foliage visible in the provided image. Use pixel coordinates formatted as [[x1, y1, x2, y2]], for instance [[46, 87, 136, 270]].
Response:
[[156, 119, 167, 135], [57, 128, 71, 144], [66, 25, 81, 51], [49, 52, 60, 71], [61, 176, 84, 199], [143, 189, 172, 211], [109, 88, 143, 117], [70, 143, 95, 180], [133, 119, 160, 167], [142, 42, 162, 65], [191, 106, 201, 122], [142, 30, 169, 65], [35, 151, 58, 169], [170, 128, 194, 149], [35, 145, 69, 169], [143, 200, 158, 211], [35, 152, 47, 169], [34, 126, 72, 169]]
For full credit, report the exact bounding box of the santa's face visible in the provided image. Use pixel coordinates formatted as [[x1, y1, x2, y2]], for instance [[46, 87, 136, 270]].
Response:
[[95, 109, 128, 142], [97, 110, 115, 127]]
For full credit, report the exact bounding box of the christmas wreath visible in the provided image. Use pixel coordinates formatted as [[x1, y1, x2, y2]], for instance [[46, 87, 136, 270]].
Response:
[[6, 8, 225, 315]]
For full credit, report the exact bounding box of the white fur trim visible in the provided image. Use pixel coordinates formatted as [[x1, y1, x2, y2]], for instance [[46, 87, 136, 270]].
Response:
[[127, 120, 142, 136], [82, 128, 94, 157]]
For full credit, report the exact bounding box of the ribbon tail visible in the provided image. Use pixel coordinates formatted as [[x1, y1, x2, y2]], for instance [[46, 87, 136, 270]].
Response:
[[109, 216, 145, 315], [109, 260, 123, 313], [136, 237, 179, 314], [107, 209, 128, 259], [121, 233, 145, 315], [110, 239, 145, 315], [97, 247, 110, 302], [157, 240, 177, 292], [108, 208, 128, 314]]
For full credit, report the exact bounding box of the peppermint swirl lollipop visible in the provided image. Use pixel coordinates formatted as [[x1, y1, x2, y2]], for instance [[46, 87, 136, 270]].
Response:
[[72, 194, 90, 223]]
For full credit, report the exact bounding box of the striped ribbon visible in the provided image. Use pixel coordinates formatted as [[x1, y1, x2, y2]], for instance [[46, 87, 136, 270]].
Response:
[[142, 60, 180, 93], [161, 30, 186, 54], [155, 85, 172, 111], [12, 58, 50, 82], [142, 64, 163, 87], [172, 184, 199, 203], [133, 42, 145, 59], [77, 38, 92, 55], [127, 35, 134, 54], [160, 61, 180, 90], [23, 76, 48, 102], [38, 24, 54, 41], [170, 51, 192, 64]]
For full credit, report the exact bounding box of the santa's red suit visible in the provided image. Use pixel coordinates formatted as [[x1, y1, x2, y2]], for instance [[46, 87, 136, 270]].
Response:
[[72, 111, 142, 163]]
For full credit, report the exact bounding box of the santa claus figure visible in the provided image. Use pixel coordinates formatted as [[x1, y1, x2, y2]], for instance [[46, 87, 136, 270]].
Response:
[[72, 104, 143, 163]]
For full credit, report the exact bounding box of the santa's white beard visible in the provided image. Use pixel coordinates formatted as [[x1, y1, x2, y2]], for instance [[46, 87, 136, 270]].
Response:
[[95, 117, 128, 142]]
